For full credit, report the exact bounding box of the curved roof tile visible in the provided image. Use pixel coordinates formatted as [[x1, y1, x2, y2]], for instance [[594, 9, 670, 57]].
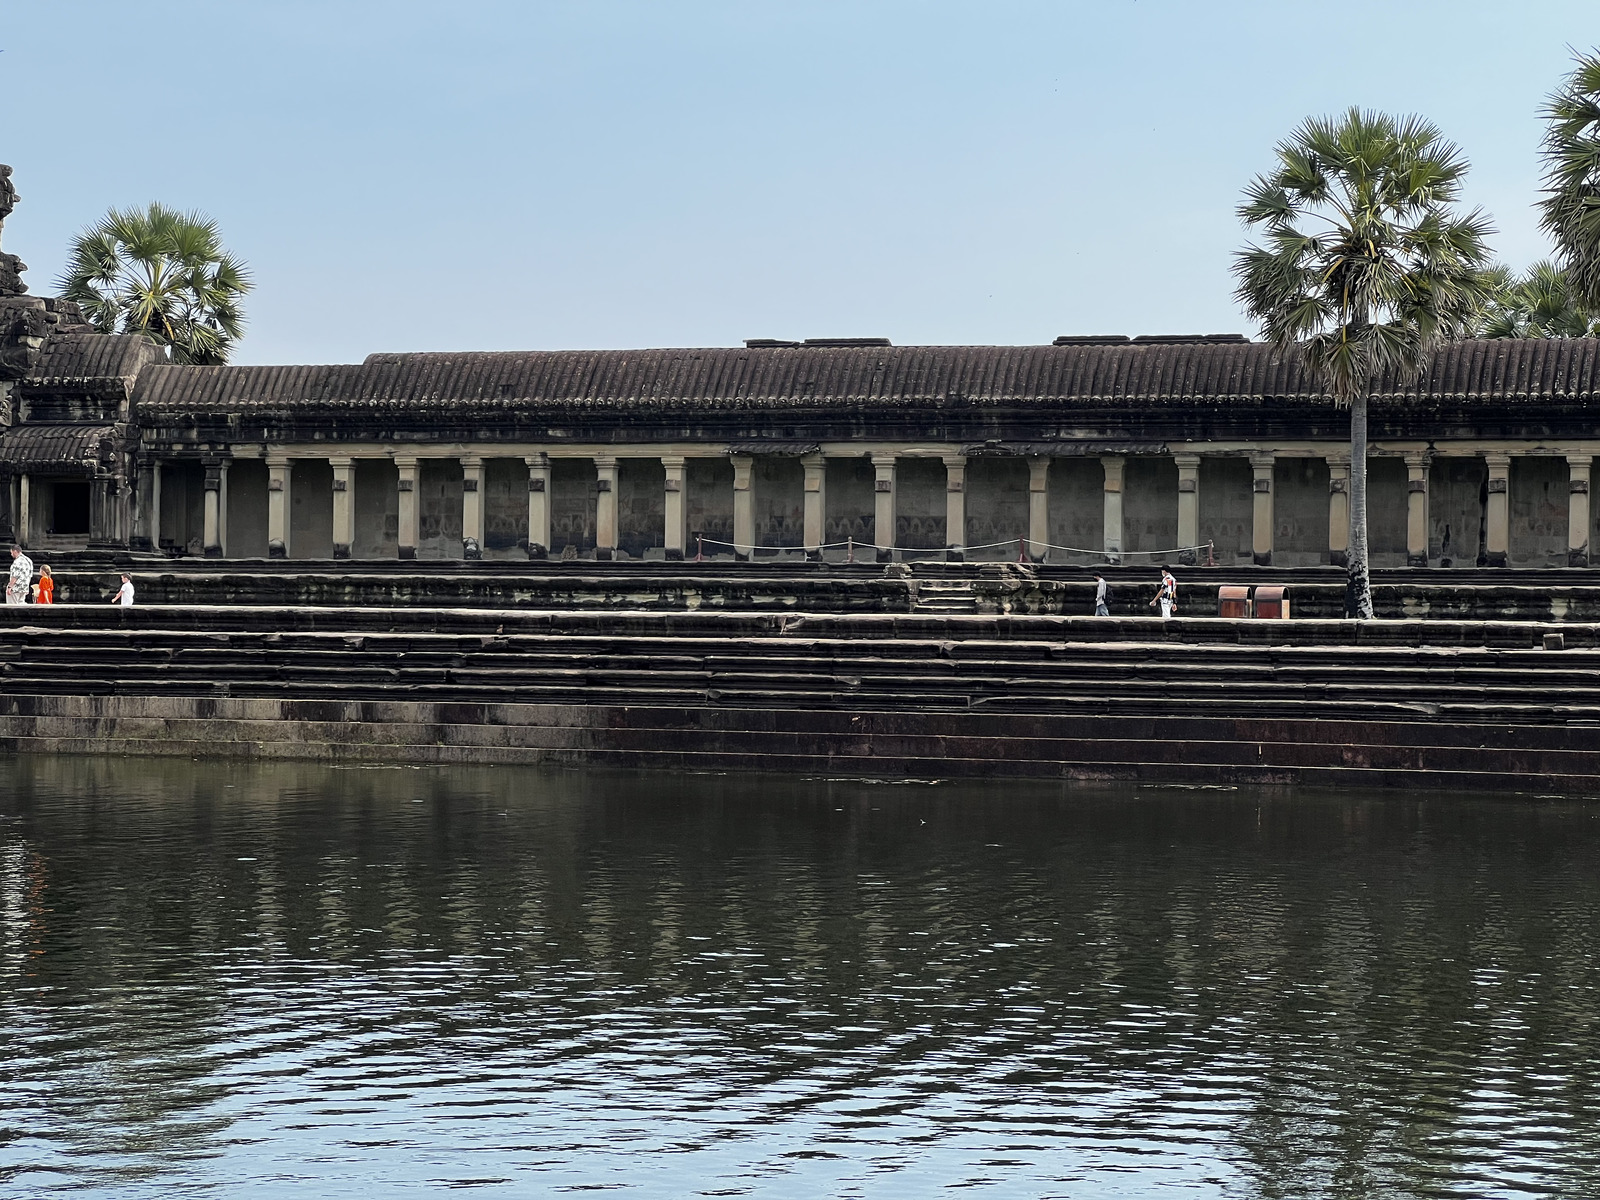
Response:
[[130, 339, 1600, 418]]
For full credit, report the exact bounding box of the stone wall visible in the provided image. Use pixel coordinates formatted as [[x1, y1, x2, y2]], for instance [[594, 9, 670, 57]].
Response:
[[484, 459, 524, 557], [1510, 456, 1567, 567], [618, 457, 665, 559], [228, 460, 270, 558], [966, 458, 1028, 560], [754, 456, 803, 552], [159, 461, 204, 554], [825, 458, 874, 549], [1430, 458, 1484, 567], [1368, 458, 1407, 566], [290, 459, 334, 559], [354, 459, 399, 558], [1123, 457, 1177, 559], [687, 458, 733, 557], [417, 458, 464, 559], [895, 457, 946, 552], [1199, 458, 1252, 563], [550, 459, 595, 555], [1047, 458, 1103, 564], [1274, 457, 1329, 567]]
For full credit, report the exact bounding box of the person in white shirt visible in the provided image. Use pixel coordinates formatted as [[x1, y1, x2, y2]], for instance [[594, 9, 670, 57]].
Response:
[[1093, 574, 1109, 616], [111, 574, 135, 606], [1150, 567, 1177, 618], [6, 546, 32, 605]]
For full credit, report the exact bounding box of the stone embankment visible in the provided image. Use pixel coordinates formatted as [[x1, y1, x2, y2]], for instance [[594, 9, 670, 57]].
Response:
[[0, 603, 1597, 793], [39, 556, 1600, 622]]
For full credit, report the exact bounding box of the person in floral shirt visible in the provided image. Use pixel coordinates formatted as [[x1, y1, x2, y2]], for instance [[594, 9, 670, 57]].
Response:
[[6, 546, 32, 606]]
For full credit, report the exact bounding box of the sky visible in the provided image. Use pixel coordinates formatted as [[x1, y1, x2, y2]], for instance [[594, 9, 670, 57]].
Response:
[[1, 0, 1595, 364]]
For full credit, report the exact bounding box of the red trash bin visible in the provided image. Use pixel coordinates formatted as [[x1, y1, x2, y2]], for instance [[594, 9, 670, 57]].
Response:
[[1217, 586, 1251, 618], [1252, 586, 1290, 619]]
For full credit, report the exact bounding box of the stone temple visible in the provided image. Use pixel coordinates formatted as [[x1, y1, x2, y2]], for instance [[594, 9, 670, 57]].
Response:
[[1, 166, 1598, 571]]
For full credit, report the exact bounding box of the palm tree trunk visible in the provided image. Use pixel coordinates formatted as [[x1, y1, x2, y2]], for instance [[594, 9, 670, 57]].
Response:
[[1346, 387, 1375, 619]]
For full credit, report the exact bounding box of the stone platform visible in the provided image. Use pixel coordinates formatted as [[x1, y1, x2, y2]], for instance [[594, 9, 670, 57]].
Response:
[[0, 603, 1597, 793], [33, 555, 1600, 622]]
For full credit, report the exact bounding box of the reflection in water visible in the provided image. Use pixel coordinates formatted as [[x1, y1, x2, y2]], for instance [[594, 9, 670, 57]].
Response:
[[1, 756, 1598, 1197]]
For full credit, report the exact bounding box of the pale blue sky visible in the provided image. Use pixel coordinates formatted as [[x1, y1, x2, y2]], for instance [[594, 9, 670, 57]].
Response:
[[2, 1, 1594, 363]]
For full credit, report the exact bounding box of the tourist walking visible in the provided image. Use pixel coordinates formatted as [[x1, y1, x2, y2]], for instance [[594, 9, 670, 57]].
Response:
[[6, 546, 32, 605], [33, 565, 53, 605], [1093, 574, 1109, 616], [1149, 566, 1177, 618], [110, 574, 135, 607]]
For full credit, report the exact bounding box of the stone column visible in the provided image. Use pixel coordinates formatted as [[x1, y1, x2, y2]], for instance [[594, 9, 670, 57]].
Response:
[[1174, 453, 1201, 566], [128, 462, 148, 552], [663, 455, 689, 561], [800, 452, 826, 561], [1100, 455, 1124, 563], [1327, 455, 1350, 567], [1404, 452, 1430, 568], [0, 473, 16, 546], [594, 455, 618, 560], [267, 454, 290, 559], [331, 455, 354, 560], [731, 454, 754, 560], [396, 456, 419, 560], [18, 476, 30, 548], [460, 455, 485, 560], [217, 462, 230, 557], [143, 461, 161, 552], [1485, 452, 1511, 567], [1569, 455, 1592, 568], [1250, 452, 1275, 567], [872, 453, 896, 563], [1026, 456, 1050, 562], [202, 462, 223, 558], [525, 453, 550, 559], [943, 453, 967, 562]]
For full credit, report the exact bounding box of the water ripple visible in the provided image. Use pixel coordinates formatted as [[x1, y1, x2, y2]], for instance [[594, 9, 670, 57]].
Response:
[[2, 759, 1599, 1197]]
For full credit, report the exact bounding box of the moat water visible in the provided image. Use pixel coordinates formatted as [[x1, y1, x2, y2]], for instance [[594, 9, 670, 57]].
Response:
[[1, 759, 1598, 1198]]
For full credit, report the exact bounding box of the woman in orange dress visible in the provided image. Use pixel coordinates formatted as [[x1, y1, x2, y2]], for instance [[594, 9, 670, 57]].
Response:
[[34, 565, 53, 604]]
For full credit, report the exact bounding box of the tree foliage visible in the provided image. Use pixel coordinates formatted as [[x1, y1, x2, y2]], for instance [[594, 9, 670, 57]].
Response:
[[1539, 50, 1600, 313], [1474, 260, 1599, 339], [57, 203, 250, 365], [1233, 108, 1494, 618]]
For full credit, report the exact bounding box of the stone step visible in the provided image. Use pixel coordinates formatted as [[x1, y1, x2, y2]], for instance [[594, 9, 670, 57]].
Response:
[[8, 602, 1600, 648], [0, 701, 1598, 790]]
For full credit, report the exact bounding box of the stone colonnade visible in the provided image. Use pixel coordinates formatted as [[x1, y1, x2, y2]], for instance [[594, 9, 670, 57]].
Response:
[[144, 443, 1600, 569]]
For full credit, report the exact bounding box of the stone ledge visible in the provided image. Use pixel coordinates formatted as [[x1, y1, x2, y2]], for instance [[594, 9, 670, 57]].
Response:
[[0, 694, 1592, 793]]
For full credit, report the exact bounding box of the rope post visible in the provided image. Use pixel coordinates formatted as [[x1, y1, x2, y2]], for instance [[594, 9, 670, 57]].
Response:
[[846, 535, 855, 564], [695, 534, 703, 563], [1016, 537, 1028, 565], [1206, 539, 1215, 568]]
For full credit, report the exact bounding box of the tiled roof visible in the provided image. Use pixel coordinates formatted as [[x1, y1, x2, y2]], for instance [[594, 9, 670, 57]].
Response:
[[0, 423, 118, 474], [24, 333, 163, 391], [130, 339, 1600, 416]]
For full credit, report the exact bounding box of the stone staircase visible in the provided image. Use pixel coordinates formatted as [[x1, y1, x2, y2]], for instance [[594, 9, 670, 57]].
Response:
[[0, 605, 1598, 791], [911, 579, 979, 614], [34, 555, 1600, 621]]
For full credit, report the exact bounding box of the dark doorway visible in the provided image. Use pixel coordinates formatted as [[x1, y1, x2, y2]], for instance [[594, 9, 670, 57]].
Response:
[[52, 481, 91, 535]]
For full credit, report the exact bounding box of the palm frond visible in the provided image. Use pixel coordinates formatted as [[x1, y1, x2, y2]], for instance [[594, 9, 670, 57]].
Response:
[[53, 202, 252, 363]]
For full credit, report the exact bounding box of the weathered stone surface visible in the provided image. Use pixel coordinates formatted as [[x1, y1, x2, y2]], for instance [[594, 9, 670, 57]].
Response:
[[0, 599, 1596, 790], [0, 165, 25, 298], [0, 688, 1593, 793], [32, 557, 1600, 623]]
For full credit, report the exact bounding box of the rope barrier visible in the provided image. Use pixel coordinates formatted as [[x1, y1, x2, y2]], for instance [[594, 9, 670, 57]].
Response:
[[689, 535, 1214, 560]]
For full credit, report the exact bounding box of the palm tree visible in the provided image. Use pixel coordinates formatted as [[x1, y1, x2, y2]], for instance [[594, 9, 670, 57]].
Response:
[[58, 203, 250, 365], [1233, 108, 1494, 619], [1540, 51, 1600, 312], [1476, 260, 1597, 338]]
